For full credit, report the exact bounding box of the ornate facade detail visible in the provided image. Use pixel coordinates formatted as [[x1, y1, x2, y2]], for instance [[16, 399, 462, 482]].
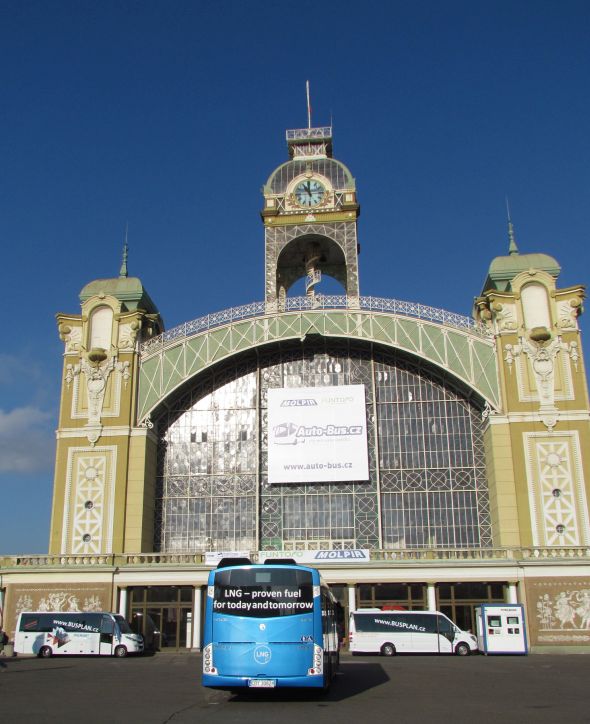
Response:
[[474, 297, 517, 333], [65, 352, 130, 444], [525, 433, 590, 547], [504, 335, 579, 430], [139, 415, 154, 429], [491, 301, 518, 331], [118, 320, 141, 350], [62, 446, 117, 555], [557, 296, 583, 330], [58, 324, 83, 353]]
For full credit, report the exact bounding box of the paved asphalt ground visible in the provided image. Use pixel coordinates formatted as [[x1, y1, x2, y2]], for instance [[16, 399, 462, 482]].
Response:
[[1, 651, 589, 724]]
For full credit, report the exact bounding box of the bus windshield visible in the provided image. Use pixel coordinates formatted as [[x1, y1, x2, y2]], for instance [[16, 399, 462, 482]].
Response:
[[114, 615, 133, 634], [213, 567, 314, 618]]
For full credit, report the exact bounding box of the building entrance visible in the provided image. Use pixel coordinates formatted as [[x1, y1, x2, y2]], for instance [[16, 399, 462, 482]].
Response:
[[437, 582, 505, 632], [129, 586, 193, 651]]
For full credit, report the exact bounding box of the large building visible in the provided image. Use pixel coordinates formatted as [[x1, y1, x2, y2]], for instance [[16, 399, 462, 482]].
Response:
[[2, 123, 590, 652]]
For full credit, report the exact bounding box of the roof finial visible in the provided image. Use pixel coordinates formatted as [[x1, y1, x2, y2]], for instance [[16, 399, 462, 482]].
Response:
[[506, 197, 519, 255], [306, 80, 312, 129], [119, 223, 129, 278]]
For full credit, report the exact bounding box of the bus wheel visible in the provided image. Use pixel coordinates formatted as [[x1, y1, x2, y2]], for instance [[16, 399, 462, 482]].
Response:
[[39, 646, 52, 658], [455, 643, 470, 656], [381, 642, 396, 657], [114, 645, 128, 658]]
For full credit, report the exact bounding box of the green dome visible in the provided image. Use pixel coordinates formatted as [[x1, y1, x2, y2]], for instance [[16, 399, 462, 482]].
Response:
[[79, 276, 159, 314], [482, 252, 561, 293]]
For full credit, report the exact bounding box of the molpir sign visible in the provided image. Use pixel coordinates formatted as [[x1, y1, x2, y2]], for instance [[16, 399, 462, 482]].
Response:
[[261, 549, 371, 564], [268, 385, 369, 483]]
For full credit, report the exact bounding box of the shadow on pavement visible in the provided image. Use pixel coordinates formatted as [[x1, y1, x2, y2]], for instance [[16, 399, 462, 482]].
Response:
[[228, 661, 389, 702]]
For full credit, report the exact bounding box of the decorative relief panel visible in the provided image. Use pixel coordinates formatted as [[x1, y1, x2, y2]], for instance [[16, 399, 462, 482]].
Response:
[[505, 336, 577, 429], [61, 446, 117, 555], [524, 432, 590, 546], [118, 321, 141, 351], [526, 579, 590, 646], [58, 323, 83, 353], [5, 583, 112, 638], [66, 355, 130, 444], [492, 301, 518, 332]]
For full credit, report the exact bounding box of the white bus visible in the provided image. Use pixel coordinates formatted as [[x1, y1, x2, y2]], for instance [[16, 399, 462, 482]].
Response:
[[15, 612, 144, 658], [349, 610, 478, 656]]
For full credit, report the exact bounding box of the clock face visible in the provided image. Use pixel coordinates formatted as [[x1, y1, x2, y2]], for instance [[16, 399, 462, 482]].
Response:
[[294, 179, 325, 207]]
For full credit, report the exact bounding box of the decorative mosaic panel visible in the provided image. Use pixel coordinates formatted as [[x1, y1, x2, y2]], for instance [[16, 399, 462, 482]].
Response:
[[524, 432, 590, 546], [62, 447, 117, 554]]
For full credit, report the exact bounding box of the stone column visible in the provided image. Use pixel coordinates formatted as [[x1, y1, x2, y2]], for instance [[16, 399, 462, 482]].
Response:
[[118, 587, 128, 617], [427, 583, 437, 611], [507, 582, 518, 604], [348, 584, 356, 613]]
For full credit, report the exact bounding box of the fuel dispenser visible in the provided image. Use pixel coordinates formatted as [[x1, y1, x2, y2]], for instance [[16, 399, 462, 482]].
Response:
[[475, 603, 527, 654]]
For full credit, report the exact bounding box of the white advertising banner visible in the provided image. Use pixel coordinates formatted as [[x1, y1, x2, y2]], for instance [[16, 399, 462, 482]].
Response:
[[260, 549, 371, 564], [204, 551, 250, 566], [267, 385, 369, 483]]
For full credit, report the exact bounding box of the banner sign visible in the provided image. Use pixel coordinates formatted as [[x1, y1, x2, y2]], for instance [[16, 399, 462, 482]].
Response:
[[260, 549, 371, 564], [204, 551, 250, 566], [267, 385, 369, 483]]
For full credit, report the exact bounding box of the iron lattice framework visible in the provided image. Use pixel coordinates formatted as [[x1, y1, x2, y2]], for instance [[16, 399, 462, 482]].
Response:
[[265, 222, 361, 304], [141, 296, 489, 356], [138, 300, 498, 424], [153, 342, 491, 553]]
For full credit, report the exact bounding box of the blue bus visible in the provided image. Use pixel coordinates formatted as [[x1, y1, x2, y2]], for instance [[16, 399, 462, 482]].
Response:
[[202, 558, 340, 690]]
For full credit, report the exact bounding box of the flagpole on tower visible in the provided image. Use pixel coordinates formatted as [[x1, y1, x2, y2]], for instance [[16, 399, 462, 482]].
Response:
[[306, 80, 311, 129]]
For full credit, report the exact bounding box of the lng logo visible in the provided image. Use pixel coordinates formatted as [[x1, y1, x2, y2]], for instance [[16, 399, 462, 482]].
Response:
[[273, 422, 364, 445], [254, 645, 272, 665]]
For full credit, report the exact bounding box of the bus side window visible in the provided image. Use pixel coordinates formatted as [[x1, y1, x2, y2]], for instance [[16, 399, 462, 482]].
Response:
[[100, 615, 114, 644], [100, 615, 115, 644], [436, 615, 454, 636], [101, 615, 115, 634]]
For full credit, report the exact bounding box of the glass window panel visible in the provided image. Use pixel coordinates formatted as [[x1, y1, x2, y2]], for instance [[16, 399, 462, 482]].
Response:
[[155, 344, 489, 553]]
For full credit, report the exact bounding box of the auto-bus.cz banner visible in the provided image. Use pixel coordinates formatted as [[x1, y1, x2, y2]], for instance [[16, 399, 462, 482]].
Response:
[[267, 385, 369, 483]]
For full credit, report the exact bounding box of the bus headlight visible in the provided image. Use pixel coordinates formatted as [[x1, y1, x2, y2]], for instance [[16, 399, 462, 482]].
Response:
[[203, 644, 217, 675]]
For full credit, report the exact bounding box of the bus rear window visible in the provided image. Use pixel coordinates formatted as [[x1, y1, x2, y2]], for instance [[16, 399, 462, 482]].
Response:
[[213, 567, 314, 618]]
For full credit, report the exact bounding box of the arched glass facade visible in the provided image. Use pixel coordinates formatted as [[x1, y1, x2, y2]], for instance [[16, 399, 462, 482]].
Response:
[[154, 342, 491, 552]]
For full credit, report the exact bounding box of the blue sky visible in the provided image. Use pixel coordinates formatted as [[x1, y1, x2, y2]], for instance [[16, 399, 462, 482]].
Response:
[[1, 0, 589, 554]]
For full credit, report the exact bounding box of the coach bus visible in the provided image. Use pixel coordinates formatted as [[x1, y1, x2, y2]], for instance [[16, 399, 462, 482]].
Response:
[[349, 609, 478, 656], [15, 611, 144, 658], [202, 558, 339, 690]]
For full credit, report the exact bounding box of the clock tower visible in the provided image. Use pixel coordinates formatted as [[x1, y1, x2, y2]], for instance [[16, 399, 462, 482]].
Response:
[[261, 125, 361, 309]]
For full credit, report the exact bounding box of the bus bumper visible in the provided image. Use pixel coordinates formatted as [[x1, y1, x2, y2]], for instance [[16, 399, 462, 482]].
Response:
[[202, 674, 325, 689]]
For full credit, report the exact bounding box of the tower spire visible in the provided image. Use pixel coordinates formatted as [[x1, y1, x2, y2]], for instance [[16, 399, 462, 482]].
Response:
[[119, 223, 129, 278], [306, 80, 312, 129], [506, 198, 519, 255]]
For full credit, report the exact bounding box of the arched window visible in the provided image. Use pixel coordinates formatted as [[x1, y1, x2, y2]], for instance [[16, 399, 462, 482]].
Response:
[[154, 343, 490, 553], [521, 283, 551, 331], [89, 306, 113, 350]]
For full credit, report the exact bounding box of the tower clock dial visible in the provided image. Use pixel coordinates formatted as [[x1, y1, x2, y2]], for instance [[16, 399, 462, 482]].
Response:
[[294, 179, 326, 207]]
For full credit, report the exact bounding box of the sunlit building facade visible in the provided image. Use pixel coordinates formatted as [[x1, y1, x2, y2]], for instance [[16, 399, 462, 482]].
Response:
[[2, 124, 590, 652]]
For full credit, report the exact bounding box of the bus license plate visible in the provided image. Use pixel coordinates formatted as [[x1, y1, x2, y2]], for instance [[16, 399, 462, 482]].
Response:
[[248, 679, 276, 688]]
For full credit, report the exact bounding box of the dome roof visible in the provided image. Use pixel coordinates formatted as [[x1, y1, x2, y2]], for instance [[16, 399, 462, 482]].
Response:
[[79, 276, 159, 314], [482, 251, 561, 292], [264, 157, 355, 195]]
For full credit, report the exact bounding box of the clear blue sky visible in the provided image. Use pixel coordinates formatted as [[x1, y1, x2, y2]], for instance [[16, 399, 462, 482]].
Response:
[[1, 0, 589, 554]]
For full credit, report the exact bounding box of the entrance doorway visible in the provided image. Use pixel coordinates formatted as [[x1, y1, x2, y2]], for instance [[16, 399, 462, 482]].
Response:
[[437, 582, 505, 632], [129, 586, 193, 652]]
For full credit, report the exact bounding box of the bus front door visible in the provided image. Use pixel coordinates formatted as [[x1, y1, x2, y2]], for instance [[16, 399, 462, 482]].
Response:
[[99, 615, 115, 655], [436, 615, 455, 653]]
